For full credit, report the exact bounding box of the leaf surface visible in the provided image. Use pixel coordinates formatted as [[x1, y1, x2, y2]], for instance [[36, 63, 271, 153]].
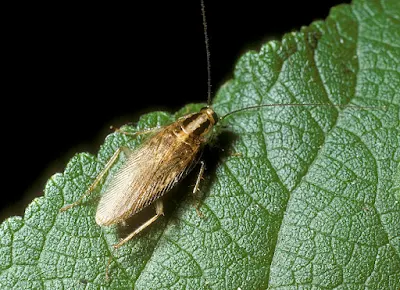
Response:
[[1, 0, 399, 289]]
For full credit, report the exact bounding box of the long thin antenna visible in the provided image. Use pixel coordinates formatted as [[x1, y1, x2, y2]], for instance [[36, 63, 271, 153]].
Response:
[[221, 103, 387, 120], [201, 0, 212, 105]]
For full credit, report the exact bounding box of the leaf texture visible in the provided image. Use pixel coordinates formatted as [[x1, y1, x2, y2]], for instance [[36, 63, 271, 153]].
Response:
[[1, 0, 399, 289]]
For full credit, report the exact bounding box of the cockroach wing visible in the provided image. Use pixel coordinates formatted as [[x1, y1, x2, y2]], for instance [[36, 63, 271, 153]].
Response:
[[95, 137, 200, 226], [95, 147, 143, 226]]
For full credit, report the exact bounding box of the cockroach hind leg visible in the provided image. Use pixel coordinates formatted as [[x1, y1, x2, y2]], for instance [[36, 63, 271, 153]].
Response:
[[112, 200, 164, 249], [60, 146, 128, 212], [106, 201, 164, 280]]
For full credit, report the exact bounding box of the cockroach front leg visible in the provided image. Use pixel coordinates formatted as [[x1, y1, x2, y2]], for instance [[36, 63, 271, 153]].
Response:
[[111, 125, 159, 137]]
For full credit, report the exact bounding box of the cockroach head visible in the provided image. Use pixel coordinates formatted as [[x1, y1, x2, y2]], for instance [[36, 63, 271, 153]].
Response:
[[200, 106, 219, 125]]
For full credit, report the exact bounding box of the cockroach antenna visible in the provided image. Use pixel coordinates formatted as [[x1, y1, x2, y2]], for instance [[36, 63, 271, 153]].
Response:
[[201, 0, 212, 105], [221, 103, 388, 120]]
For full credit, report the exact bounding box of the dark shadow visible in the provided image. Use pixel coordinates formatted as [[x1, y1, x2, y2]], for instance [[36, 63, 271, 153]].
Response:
[[198, 130, 239, 200]]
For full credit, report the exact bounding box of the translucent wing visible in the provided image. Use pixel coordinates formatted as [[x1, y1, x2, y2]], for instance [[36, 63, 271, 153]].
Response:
[[95, 129, 201, 226]]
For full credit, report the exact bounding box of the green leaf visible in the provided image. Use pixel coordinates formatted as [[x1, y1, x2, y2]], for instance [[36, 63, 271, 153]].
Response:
[[1, 0, 399, 289]]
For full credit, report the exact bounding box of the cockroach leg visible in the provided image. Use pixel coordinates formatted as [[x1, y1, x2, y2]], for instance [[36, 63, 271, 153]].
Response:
[[193, 161, 206, 194], [111, 125, 158, 137], [105, 255, 113, 281], [112, 200, 164, 249], [60, 147, 130, 212], [229, 151, 242, 157], [106, 200, 164, 279], [193, 161, 205, 218], [195, 204, 204, 218]]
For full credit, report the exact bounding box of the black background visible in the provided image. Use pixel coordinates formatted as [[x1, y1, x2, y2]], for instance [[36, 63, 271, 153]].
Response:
[[2, 0, 351, 221]]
